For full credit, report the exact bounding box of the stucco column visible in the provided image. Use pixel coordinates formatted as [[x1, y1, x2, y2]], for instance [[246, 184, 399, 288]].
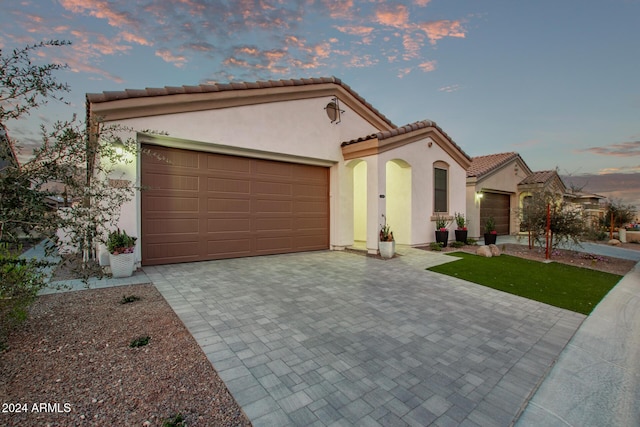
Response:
[[367, 157, 384, 254]]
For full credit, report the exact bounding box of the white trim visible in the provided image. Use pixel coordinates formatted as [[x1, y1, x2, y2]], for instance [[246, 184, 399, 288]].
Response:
[[137, 132, 337, 167]]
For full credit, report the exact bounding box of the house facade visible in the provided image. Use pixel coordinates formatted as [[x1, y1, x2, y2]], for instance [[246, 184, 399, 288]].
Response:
[[87, 77, 471, 266], [466, 152, 533, 238]]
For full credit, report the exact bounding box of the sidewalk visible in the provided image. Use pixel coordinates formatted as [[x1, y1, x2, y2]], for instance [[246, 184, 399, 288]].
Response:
[[20, 242, 151, 294], [489, 235, 640, 262], [515, 260, 640, 426]]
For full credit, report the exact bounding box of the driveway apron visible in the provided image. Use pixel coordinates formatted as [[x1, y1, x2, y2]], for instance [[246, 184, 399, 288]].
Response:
[[145, 248, 584, 426]]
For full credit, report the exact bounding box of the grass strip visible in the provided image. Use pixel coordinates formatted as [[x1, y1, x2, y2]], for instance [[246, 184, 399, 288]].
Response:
[[427, 252, 622, 315]]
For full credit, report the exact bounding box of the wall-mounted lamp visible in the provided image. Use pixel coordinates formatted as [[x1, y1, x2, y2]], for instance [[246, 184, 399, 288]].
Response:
[[324, 97, 345, 124], [475, 191, 484, 200], [112, 140, 125, 156]]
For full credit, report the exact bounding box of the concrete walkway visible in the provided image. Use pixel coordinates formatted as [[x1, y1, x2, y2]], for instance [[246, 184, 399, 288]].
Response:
[[145, 247, 584, 426], [515, 259, 640, 426]]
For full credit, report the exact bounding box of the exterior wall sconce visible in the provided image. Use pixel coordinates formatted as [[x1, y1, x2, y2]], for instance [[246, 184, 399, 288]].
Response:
[[112, 140, 125, 156], [475, 191, 484, 200], [324, 97, 344, 124]]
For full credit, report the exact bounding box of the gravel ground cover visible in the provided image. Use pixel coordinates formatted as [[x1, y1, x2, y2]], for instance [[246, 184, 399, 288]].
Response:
[[0, 284, 252, 427]]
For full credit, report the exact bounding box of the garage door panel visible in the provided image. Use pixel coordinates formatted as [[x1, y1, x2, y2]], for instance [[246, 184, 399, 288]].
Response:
[[255, 217, 293, 232], [145, 196, 199, 213], [256, 199, 293, 213], [144, 146, 199, 169], [206, 239, 252, 255], [145, 218, 199, 234], [142, 145, 328, 265], [146, 241, 200, 259], [207, 177, 251, 194], [206, 154, 252, 174], [207, 198, 251, 213], [256, 236, 294, 252], [294, 183, 327, 198], [144, 173, 199, 191], [254, 181, 292, 196], [207, 218, 252, 232], [254, 159, 293, 178]]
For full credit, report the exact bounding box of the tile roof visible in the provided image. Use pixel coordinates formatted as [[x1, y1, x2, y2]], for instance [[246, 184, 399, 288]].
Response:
[[340, 120, 471, 160], [467, 152, 520, 178], [519, 170, 560, 185], [86, 76, 395, 128]]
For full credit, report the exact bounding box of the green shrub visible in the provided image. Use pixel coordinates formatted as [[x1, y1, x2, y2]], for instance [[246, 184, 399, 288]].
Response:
[[429, 242, 444, 251], [0, 244, 47, 349], [120, 295, 140, 304], [129, 335, 150, 348], [163, 413, 185, 427], [450, 241, 465, 248]]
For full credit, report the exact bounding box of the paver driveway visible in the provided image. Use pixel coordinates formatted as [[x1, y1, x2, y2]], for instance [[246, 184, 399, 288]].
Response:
[[144, 247, 584, 426]]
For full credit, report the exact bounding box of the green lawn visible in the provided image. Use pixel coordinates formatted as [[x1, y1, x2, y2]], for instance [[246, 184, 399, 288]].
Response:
[[427, 252, 623, 315]]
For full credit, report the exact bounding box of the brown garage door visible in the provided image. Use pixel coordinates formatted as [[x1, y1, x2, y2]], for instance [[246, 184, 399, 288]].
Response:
[[141, 144, 329, 266], [480, 192, 510, 235]]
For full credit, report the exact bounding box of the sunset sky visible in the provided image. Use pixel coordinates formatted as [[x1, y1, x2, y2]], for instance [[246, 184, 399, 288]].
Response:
[[1, 0, 639, 203]]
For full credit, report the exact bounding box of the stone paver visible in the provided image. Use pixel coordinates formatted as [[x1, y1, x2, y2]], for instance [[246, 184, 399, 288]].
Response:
[[144, 247, 585, 426]]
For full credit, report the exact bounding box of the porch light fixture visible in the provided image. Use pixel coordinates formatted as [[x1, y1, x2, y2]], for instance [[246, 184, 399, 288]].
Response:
[[112, 140, 125, 156], [324, 97, 344, 124]]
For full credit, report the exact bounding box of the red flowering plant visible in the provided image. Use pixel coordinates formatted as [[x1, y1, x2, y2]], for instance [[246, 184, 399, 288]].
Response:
[[435, 213, 450, 232], [485, 217, 497, 235], [454, 212, 467, 230], [106, 229, 137, 255]]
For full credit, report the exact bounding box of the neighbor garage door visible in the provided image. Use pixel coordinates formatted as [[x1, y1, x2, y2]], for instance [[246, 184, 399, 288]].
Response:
[[141, 144, 329, 266], [480, 192, 510, 235]]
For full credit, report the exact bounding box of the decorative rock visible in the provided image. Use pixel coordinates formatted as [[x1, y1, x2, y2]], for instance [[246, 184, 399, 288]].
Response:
[[489, 244, 501, 256], [476, 245, 492, 257], [608, 239, 621, 246]]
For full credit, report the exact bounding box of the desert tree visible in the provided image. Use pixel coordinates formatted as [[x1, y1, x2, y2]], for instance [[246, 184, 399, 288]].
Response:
[[519, 190, 585, 251]]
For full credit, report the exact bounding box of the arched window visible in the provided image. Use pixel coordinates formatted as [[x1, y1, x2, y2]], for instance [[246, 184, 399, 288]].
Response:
[[434, 161, 449, 213]]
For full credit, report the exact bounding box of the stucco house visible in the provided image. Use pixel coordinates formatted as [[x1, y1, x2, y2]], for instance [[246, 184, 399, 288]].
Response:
[[466, 152, 533, 238], [86, 77, 471, 266]]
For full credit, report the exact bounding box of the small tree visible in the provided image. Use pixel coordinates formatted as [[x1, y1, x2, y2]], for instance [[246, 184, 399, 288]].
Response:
[[600, 199, 636, 230], [519, 190, 585, 251]]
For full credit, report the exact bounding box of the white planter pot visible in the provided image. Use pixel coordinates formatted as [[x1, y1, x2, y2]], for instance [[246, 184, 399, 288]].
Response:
[[618, 228, 626, 243], [379, 241, 395, 259], [108, 252, 135, 278]]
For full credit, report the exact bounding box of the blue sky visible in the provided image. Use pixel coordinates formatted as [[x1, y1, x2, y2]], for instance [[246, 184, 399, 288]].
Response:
[[1, 0, 639, 184]]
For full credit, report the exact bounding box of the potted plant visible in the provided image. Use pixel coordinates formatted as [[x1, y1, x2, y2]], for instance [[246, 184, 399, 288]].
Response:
[[106, 229, 137, 278], [454, 212, 468, 244], [434, 213, 450, 247], [379, 220, 395, 259], [483, 216, 497, 245]]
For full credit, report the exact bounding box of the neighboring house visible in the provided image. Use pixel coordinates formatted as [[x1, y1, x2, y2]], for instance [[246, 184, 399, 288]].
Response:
[[86, 77, 471, 266], [563, 190, 607, 229], [466, 152, 533, 238]]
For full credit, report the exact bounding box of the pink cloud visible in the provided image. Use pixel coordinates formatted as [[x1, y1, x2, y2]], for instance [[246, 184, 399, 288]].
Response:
[[322, 0, 354, 19], [438, 84, 461, 92], [375, 4, 410, 28], [580, 141, 640, 157], [156, 48, 187, 67], [418, 60, 437, 72], [414, 0, 432, 5], [59, 0, 137, 28], [335, 25, 375, 37], [419, 20, 466, 44], [120, 31, 152, 46]]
